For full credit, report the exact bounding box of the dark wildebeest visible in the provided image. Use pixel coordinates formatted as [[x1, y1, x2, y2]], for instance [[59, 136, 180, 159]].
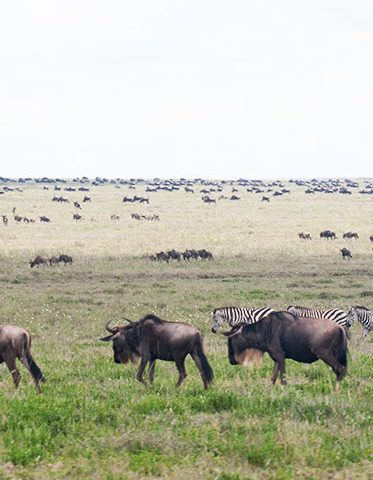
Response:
[[340, 247, 352, 259], [320, 230, 336, 240], [262, 196, 270, 202], [49, 256, 59, 266], [343, 232, 359, 239], [73, 213, 82, 221], [100, 314, 214, 389], [59, 254, 73, 265], [83, 195, 91, 203], [298, 232, 311, 240], [224, 311, 347, 385], [370, 234, 373, 243], [29, 255, 49, 268], [40, 216, 51, 223], [1, 215, 8, 226], [74, 201, 81, 209], [14, 215, 23, 222], [0, 324, 45, 391]]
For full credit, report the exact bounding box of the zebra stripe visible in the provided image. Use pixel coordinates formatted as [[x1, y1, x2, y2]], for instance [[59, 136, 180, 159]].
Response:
[[287, 306, 348, 327], [347, 306, 372, 342], [211, 306, 275, 332]]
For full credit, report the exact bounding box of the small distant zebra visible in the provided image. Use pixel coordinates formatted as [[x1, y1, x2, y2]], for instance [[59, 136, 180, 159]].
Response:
[[211, 306, 275, 366], [346, 306, 372, 342], [287, 306, 348, 328]]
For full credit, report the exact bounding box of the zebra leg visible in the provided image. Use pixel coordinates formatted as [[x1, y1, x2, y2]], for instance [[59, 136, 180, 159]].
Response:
[[360, 328, 369, 343]]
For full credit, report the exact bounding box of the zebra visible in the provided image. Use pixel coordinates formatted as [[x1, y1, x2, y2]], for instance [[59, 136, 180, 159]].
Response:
[[346, 306, 373, 342], [211, 306, 275, 333], [287, 305, 349, 331], [211, 306, 275, 367]]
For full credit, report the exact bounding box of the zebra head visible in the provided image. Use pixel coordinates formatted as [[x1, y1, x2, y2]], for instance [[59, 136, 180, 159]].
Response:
[[287, 306, 299, 316], [346, 306, 358, 328], [211, 309, 226, 333]]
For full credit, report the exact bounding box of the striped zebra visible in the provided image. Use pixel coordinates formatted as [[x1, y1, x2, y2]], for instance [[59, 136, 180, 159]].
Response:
[[346, 306, 373, 342], [211, 306, 275, 333], [211, 306, 275, 366], [287, 306, 348, 328]]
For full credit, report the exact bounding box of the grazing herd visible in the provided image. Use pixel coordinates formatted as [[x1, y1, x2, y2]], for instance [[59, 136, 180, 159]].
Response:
[[0, 296, 371, 391], [29, 254, 73, 268], [150, 249, 213, 262]]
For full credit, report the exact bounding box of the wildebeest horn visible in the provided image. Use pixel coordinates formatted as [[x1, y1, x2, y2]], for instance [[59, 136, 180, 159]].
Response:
[[122, 316, 134, 324], [105, 320, 118, 334], [222, 326, 244, 338]]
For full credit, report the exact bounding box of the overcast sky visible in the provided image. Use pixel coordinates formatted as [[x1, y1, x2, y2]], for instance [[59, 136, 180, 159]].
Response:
[[0, 1, 372, 179]]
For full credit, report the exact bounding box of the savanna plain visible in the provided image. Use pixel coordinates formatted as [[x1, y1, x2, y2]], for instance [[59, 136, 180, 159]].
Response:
[[0, 181, 372, 480]]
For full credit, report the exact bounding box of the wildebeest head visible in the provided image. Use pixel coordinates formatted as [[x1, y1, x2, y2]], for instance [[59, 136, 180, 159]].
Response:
[[100, 320, 139, 364]]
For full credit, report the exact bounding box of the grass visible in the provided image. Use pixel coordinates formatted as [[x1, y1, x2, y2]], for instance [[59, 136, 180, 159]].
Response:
[[0, 181, 371, 479]]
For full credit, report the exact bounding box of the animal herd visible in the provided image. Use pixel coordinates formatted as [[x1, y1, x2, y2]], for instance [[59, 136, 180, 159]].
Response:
[[29, 254, 73, 268], [149, 249, 213, 262], [2, 303, 371, 392]]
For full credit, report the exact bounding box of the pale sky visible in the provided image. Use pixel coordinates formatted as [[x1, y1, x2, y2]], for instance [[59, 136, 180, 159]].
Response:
[[0, 1, 372, 179]]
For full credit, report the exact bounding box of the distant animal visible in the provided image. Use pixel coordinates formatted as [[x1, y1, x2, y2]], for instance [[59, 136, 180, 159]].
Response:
[[320, 230, 336, 240], [111, 214, 120, 220], [74, 201, 81, 209], [346, 306, 372, 342], [370, 234, 373, 243], [230, 195, 240, 200], [211, 306, 275, 366], [0, 324, 45, 391], [2, 215, 8, 225], [298, 232, 311, 240], [100, 314, 214, 389], [73, 213, 82, 221], [83, 196, 91, 203], [261, 196, 270, 202], [29, 255, 49, 268], [14, 215, 22, 222], [49, 256, 59, 266], [58, 254, 73, 265], [340, 247, 352, 259], [39, 216, 50, 223], [343, 232, 359, 239], [224, 311, 347, 385]]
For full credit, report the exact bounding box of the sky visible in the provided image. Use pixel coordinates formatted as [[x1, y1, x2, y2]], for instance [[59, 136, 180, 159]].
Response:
[[0, 1, 372, 180]]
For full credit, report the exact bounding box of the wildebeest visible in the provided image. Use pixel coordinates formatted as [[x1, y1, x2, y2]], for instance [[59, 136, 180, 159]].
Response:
[[261, 196, 270, 202], [320, 230, 336, 240], [0, 324, 45, 391], [40, 216, 51, 222], [1, 215, 8, 225], [29, 255, 49, 268], [298, 232, 311, 240], [100, 314, 214, 389], [224, 311, 347, 385], [83, 195, 91, 202], [74, 201, 81, 209], [343, 232, 359, 239], [111, 214, 120, 220], [49, 256, 60, 266], [73, 213, 82, 221], [59, 254, 73, 265], [370, 234, 373, 243], [340, 247, 352, 259]]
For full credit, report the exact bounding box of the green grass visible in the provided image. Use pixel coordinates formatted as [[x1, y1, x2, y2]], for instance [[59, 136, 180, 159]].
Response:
[[0, 182, 371, 479]]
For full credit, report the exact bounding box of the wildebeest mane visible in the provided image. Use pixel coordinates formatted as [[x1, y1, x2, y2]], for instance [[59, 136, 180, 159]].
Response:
[[137, 313, 164, 324]]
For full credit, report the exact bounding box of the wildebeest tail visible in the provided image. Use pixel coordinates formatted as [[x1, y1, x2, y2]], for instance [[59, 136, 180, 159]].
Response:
[[195, 336, 214, 385], [336, 327, 348, 367], [26, 352, 46, 383]]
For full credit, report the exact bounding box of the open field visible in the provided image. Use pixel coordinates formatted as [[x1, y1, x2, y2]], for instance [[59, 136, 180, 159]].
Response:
[[0, 181, 372, 479]]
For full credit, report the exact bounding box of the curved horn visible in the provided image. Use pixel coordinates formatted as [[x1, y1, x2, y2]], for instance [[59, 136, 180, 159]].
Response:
[[122, 316, 134, 324], [105, 320, 118, 334]]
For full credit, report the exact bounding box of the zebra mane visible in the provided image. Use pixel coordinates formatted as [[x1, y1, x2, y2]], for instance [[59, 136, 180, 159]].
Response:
[[353, 305, 368, 310]]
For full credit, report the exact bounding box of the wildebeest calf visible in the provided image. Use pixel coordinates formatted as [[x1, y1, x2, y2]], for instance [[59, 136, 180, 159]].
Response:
[[100, 314, 214, 389], [340, 247, 352, 259], [224, 311, 347, 385], [0, 324, 45, 391]]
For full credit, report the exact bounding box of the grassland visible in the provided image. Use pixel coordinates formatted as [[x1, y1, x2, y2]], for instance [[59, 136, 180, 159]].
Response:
[[0, 182, 372, 479]]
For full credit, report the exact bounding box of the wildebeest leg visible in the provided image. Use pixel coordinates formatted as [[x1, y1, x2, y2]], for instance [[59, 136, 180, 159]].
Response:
[[5, 357, 20, 388], [148, 358, 156, 384], [316, 352, 347, 382], [271, 362, 279, 384], [175, 358, 187, 387], [136, 356, 149, 385]]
